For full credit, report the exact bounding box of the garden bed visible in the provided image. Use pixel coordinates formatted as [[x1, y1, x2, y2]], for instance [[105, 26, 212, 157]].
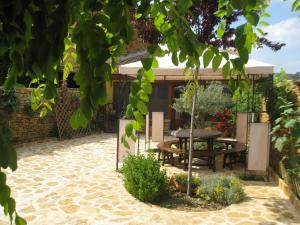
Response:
[[156, 191, 224, 212]]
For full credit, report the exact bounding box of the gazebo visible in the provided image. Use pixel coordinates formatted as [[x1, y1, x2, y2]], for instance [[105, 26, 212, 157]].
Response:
[[116, 51, 274, 129], [116, 51, 275, 177]]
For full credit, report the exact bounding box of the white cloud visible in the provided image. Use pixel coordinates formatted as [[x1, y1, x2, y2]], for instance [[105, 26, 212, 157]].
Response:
[[263, 17, 300, 48]]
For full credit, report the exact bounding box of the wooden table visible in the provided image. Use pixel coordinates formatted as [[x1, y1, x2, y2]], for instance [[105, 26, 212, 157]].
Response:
[[173, 129, 222, 171]]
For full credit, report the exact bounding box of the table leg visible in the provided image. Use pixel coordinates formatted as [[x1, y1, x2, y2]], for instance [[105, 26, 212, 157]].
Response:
[[208, 138, 216, 172]]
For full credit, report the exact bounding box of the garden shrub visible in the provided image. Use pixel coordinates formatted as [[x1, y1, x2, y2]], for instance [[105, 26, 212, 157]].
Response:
[[195, 175, 245, 205], [121, 154, 169, 203]]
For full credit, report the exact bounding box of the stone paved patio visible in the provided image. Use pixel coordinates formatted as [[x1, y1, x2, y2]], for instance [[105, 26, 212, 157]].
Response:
[[1, 133, 299, 225]]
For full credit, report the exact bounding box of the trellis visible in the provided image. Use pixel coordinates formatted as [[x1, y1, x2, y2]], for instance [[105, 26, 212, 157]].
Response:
[[54, 89, 91, 139]]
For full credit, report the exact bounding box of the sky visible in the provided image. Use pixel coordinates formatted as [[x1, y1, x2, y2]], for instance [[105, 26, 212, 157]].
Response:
[[250, 0, 300, 74]]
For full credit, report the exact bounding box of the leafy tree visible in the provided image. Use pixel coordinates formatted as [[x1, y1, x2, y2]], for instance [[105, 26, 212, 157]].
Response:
[[0, 0, 299, 223], [135, 0, 285, 51], [173, 82, 232, 128]]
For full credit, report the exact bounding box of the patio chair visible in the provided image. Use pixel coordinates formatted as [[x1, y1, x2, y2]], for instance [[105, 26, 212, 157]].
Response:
[[215, 113, 250, 169], [157, 140, 187, 166], [222, 142, 247, 170], [216, 112, 250, 146]]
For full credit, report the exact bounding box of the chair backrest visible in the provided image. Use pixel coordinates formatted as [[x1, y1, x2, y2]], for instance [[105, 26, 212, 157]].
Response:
[[152, 112, 164, 142], [236, 112, 251, 144], [247, 123, 271, 172]]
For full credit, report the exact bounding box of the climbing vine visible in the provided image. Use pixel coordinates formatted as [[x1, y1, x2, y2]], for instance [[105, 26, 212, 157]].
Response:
[[0, 90, 26, 224], [0, 0, 299, 224]]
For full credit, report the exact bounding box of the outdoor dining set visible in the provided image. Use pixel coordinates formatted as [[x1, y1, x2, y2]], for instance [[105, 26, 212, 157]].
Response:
[[157, 128, 247, 172]]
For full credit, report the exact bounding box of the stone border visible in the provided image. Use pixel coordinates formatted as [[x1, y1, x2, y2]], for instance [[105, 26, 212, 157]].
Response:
[[270, 168, 300, 212]]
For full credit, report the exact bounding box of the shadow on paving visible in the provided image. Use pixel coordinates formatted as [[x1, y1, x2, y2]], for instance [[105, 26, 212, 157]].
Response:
[[15, 133, 115, 160]]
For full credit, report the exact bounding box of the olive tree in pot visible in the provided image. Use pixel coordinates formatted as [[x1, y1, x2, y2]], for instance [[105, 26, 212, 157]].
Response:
[[173, 81, 232, 129], [271, 102, 300, 197]]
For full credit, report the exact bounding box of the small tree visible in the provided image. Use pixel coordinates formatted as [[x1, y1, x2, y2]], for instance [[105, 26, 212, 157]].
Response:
[[173, 82, 232, 128]]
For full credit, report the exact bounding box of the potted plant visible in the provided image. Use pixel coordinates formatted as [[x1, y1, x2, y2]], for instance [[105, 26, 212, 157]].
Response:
[[171, 173, 201, 193]]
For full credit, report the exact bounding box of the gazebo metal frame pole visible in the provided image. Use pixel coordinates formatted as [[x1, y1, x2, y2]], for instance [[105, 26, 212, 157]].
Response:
[[252, 75, 255, 122], [235, 79, 238, 137], [116, 75, 122, 170], [245, 75, 251, 173]]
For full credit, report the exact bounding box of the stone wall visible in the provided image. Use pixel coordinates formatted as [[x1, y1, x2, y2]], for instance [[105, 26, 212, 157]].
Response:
[[8, 88, 57, 143]]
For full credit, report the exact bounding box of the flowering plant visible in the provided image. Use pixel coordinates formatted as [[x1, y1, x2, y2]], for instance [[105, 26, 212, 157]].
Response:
[[214, 108, 232, 135]]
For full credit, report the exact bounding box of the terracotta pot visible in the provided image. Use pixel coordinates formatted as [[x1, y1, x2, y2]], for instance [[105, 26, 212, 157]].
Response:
[[170, 176, 187, 193], [174, 180, 187, 193]]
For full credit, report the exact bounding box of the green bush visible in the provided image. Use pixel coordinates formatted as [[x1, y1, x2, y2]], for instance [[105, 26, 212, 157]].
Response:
[[121, 154, 169, 203], [195, 175, 245, 205]]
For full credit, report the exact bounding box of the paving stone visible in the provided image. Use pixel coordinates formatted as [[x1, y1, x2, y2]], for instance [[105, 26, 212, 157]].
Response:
[[0, 133, 299, 225]]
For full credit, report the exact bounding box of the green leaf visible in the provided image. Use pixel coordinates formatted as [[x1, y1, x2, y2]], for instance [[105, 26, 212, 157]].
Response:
[[8, 148, 17, 171], [133, 111, 145, 125], [246, 12, 259, 26], [147, 45, 165, 57], [284, 119, 297, 128], [0, 172, 6, 186], [125, 123, 133, 137], [261, 12, 270, 18], [257, 28, 265, 35], [143, 70, 155, 83], [121, 135, 130, 149], [259, 21, 269, 26], [130, 80, 141, 95], [39, 107, 48, 118], [203, 50, 214, 68], [292, 0, 300, 11], [238, 48, 249, 63], [152, 58, 159, 68], [125, 104, 133, 118], [172, 53, 178, 66], [132, 121, 142, 131], [217, 20, 226, 38], [0, 185, 10, 206], [212, 55, 223, 72], [6, 197, 16, 217], [137, 101, 148, 115], [222, 61, 230, 78], [274, 136, 288, 151], [130, 134, 137, 142], [141, 58, 153, 71], [15, 215, 27, 225], [138, 90, 149, 102], [141, 81, 152, 94]]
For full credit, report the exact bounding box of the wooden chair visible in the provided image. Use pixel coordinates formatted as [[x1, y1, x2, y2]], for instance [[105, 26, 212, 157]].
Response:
[[222, 143, 247, 170], [157, 140, 187, 166], [215, 113, 250, 169]]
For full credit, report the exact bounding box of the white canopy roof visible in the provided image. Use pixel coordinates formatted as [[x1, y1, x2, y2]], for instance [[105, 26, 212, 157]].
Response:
[[118, 52, 274, 81]]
